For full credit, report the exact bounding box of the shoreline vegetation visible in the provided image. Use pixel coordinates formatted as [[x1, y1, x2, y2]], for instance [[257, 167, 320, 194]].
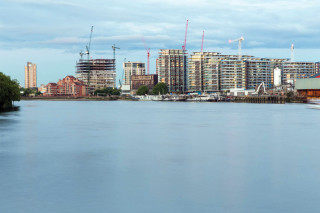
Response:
[[0, 72, 21, 111]]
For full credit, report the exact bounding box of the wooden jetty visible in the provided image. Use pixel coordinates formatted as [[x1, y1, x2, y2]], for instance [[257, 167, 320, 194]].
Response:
[[234, 96, 285, 104]]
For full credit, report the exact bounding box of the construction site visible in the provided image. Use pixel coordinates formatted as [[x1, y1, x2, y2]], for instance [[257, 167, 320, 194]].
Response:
[[75, 59, 116, 93], [70, 20, 320, 99]]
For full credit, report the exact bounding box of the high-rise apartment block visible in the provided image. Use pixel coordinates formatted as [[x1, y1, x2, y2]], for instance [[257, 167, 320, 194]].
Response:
[[157, 49, 188, 93], [76, 59, 116, 93], [123, 62, 145, 85], [25, 62, 37, 88], [187, 52, 318, 93]]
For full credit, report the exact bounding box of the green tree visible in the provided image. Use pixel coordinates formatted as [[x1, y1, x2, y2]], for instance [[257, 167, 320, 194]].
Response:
[[286, 91, 294, 103], [136, 85, 149, 95], [94, 87, 121, 96], [0, 72, 21, 109], [152, 82, 168, 95], [111, 88, 121, 95]]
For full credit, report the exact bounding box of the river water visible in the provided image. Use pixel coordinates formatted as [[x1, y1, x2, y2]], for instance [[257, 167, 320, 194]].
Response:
[[0, 100, 320, 213]]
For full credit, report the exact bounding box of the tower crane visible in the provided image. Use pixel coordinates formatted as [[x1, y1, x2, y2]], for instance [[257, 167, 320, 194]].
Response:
[[79, 26, 93, 94], [229, 36, 244, 59], [201, 31, 205, 52], [79, 26, 93, 59], [142, 37, 150, 75], [112, 43, 120, 60], [291, 43, 295, 62], [182, 19, 189, 51]]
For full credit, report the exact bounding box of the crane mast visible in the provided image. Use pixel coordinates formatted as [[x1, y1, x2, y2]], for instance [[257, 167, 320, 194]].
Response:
[[182, 19, 189, 51], [79, 26, 93, 94], [112, 43, 120, 60], [201, 31, 204, 52], [142, 37, 150, 75], [291, 43, 295, 62], [229, 36, 244, 59]]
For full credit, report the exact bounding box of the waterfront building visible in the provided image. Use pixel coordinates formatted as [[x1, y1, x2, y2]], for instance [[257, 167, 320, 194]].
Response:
[[123, 62, 145, 86], [44, 75, 87, 96], [157, 49, 188, 93], [75, 59, 116, 93], [218, 55, 249, 91], [131, 74, 158, 91], [187, 51, 320, 93], [296, 75, 320, 98], [38, 84, 47, 94], [188, 52, 221, 92], [25, 62, 37, 88], [281, 62, 317, 85], [188, 53, 253, 92]]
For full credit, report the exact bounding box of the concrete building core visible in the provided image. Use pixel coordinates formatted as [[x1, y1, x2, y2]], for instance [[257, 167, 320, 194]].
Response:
[[25, 62, 37, 88]]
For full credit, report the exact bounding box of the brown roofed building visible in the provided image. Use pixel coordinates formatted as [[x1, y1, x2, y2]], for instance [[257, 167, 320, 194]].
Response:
[[44, 76, 87, 96]]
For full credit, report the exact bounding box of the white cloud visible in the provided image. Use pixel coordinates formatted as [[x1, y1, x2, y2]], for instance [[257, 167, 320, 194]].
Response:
[[10, 0, 84, 8]]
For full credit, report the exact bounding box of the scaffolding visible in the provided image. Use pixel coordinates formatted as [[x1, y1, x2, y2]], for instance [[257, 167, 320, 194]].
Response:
[[75, 59, 116, 93]]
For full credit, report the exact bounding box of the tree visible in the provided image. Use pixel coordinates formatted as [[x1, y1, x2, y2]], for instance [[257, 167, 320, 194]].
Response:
[[152, 82, 168, 95], [94, 87, 121, 96], [136, 85, 149, 95], [0, 72, 21, 109], [286, 91, 294, 103], [111, 88, 121, 95]]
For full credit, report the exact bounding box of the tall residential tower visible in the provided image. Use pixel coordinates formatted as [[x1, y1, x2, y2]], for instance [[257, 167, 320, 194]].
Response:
[[157, 49, 188, 93], [25, 62, 37, 88]]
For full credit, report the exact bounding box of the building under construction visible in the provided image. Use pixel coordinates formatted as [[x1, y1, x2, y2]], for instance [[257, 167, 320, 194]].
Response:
[[76, 59, 116, 93], [157, 49, 188, 93]]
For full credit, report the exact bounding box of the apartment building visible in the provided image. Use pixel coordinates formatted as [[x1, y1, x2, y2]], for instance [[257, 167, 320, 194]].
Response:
[[157, 49, 187, 93], [25, 62, 37, 88]]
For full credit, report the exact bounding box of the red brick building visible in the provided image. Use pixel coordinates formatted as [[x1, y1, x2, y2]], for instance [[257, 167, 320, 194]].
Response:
[[44, 76, 87, 96], [131, 74, 158, 90]]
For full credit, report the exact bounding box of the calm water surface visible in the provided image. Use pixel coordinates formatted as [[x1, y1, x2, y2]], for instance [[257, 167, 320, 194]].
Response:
[[0, 101, 320, 213]]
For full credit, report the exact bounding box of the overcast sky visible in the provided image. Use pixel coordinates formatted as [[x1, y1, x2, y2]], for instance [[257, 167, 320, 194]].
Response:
[[1, 0, 320, 86]]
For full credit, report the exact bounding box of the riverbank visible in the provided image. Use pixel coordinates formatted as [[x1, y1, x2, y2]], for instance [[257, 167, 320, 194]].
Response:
[[21, 94, 308, 103], [21, 96, 136, 101], [0, 106, 20, 113]]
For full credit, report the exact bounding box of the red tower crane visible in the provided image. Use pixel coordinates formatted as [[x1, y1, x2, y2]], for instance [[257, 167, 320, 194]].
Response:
[[142, 37, 150, 75], [201, 30, 204, 52], [182, 19, 189, 51]]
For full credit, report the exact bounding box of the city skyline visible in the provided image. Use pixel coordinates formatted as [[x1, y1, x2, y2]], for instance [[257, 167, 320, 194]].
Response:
[[1, 0, 320, 86]]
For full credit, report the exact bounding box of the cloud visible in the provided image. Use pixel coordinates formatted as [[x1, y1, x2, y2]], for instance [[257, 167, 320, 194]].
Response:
[[10, 0, 84, 8], [1, 0, 320, 84]]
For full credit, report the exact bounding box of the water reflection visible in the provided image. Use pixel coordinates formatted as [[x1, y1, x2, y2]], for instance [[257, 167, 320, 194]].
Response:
[[0, 101, 320, 213]]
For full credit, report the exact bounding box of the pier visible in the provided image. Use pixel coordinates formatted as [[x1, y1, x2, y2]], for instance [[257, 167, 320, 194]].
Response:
[[234, 96, 285, 104]]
